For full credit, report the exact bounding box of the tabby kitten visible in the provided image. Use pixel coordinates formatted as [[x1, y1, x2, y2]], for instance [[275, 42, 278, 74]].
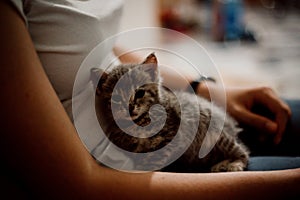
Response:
[[91, 53, 249, 172]]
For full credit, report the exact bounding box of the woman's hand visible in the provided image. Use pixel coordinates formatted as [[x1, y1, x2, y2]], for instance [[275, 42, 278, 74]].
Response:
[[197, 83, 291, 144], [225, 86, 291, 144]]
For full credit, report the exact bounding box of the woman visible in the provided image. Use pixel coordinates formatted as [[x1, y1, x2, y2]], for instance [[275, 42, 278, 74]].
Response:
[[0, 0, 299, 199]]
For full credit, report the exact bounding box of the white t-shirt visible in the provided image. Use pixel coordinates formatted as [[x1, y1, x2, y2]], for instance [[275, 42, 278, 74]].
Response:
[[10, 0, 123, 117], [9, 0, 136, 169]]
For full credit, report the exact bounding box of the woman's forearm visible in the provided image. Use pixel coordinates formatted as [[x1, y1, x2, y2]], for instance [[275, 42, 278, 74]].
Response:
[[87, 165, 300, 200]]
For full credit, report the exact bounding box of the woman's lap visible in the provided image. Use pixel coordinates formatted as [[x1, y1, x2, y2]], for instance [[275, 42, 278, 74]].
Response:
[[239, 99, 300, 171], [247, 156, 300, 171]]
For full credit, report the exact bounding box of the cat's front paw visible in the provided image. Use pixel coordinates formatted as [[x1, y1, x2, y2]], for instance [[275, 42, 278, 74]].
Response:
[[226, 160, 245, 172], [211, 160, 230, 172], [211, 160, 245, 172]]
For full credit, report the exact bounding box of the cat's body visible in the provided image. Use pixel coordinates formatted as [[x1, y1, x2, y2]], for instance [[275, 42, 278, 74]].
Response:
[[92, 53, 249, 172]]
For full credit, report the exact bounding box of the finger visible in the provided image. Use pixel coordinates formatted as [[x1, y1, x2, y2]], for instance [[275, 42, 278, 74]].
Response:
[[254, 88, 291, 144], [274, 104, 291, 144], [233, 105, 278, 133], [274, 102, 291, 144], [255, 88, 291, 119]]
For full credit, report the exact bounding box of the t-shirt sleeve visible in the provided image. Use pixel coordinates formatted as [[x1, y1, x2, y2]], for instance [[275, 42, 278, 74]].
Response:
[[9, 0, 27, 25]]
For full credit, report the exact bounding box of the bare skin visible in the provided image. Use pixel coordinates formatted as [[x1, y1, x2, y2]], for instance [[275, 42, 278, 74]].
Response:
[[0, 1, 299, 199]]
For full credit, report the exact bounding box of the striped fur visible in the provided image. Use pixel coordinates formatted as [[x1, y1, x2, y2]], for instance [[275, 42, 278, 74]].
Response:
[[92, 54, 249, 172]]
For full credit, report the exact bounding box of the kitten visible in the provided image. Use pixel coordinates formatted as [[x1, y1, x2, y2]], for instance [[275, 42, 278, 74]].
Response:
[[91, 53, 249, 172]]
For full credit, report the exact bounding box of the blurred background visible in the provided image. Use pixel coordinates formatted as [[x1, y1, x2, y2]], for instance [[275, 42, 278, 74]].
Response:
[[119, 0, 300, 99]]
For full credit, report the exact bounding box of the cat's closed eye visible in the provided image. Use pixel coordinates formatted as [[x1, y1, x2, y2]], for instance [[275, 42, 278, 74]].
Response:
[[134, 89, 145, 100]]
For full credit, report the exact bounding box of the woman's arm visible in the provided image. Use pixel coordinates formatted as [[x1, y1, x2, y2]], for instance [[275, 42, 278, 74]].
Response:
[[0, 1, 95, 198], [1, 1, 299, 199]]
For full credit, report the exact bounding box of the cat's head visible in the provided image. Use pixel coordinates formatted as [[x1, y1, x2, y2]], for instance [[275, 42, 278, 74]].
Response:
[[91, 53, 161, 121]]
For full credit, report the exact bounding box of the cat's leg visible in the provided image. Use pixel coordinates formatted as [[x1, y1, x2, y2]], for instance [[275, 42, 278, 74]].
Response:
[[211, 134, 249, 172], [211, 159, 245, 172], [211, 160, 231, 172]]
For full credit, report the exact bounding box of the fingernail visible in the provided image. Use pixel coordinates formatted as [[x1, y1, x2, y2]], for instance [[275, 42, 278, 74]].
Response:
[[265, 122, 277, 132]]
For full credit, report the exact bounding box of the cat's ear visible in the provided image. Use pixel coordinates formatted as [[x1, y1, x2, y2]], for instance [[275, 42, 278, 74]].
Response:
[[90, 68, 108, 95], [142, 52, 158, 65], [141, 53, 158, 81]]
